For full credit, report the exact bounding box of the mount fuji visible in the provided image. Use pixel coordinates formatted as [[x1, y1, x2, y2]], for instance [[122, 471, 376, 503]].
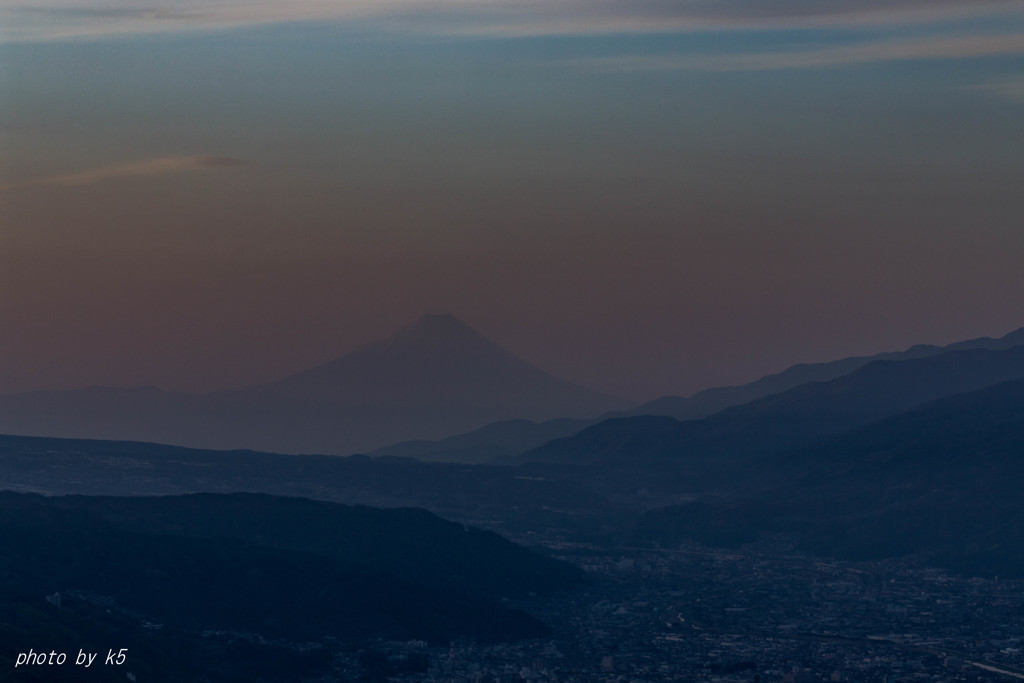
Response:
[[0, 315, 627, 455]]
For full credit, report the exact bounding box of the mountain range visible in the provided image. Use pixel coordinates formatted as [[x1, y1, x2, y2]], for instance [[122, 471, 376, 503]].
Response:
[[366, 326, 1024, 464], [515, 344, 1024, 467], [624, 326, 1024, 420], [4, 322, 1024, 582]]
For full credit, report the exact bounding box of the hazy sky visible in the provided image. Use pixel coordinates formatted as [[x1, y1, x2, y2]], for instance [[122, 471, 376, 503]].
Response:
[[2, 0, 1023, 401]]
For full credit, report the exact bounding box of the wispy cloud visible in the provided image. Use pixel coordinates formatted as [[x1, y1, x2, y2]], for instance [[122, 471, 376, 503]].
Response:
[[6, 155, 249, 189], [1, 0, 1021, 42], [972, 76, 1024, 104], [427, 0, 1024, 38], [571, 32, 1024, 72]]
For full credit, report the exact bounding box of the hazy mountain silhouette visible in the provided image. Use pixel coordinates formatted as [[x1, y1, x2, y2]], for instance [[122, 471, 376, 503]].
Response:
[[625, 326, 1024, 421], [517, 345, 1024, 466], [369, 326, 1024, 464], [0, 314, 626, 454], [253, 314, 607, 408]]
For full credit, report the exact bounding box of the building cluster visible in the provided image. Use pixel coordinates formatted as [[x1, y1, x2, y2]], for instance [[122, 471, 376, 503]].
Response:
[[331, 534, 1024, 682]]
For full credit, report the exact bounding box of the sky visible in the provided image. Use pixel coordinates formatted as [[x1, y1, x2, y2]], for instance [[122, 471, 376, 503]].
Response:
[[1, 0, 1023, 402]]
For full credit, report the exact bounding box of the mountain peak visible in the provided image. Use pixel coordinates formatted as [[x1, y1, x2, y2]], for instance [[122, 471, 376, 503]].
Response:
[[415, 313, 463, 327], [382, 314, 498, 354], [400, 313, 475, 337], [253, 313, 626, 422], [947, 326, 1024, 352]]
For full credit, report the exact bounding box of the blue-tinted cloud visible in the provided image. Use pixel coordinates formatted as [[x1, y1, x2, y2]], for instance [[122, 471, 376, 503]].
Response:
[[1, 0, 1020, 42], [974, 76, 1024, 103], [570, 31, 1024, 72]]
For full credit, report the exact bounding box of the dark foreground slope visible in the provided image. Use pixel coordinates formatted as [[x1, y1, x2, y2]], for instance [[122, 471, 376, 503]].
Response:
[[628, 378, 1024, 577], [0, 491, 585, 679], [0, 587, 338, 683], [44, 492, 581, 599]]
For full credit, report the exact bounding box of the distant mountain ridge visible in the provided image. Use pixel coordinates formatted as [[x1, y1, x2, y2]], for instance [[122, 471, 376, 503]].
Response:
[[0, 314, 626, 454], [625, 326, 1024, 421], [366, 325, 1024, 464], [517, 344, 1024, 466]]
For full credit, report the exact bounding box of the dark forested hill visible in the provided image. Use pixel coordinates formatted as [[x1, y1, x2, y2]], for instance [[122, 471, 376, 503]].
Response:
[[44, 492, 582, 599], [0, 490, 582, 666], [626, 378, 1024, 577]]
